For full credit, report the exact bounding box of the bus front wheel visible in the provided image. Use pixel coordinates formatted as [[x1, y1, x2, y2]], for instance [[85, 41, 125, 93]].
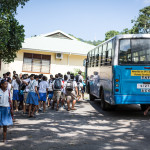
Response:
[[100, 90, 109, 111]]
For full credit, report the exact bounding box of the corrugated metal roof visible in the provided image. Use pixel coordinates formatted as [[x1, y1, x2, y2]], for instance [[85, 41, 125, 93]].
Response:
[[22, 30, 95, 56]]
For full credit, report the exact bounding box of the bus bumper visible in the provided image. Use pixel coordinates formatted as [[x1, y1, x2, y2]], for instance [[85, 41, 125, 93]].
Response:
[[114, 95, 150, 104]]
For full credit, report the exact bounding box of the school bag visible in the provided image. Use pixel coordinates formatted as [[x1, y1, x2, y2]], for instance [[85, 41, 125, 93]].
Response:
[[19, 83, 26, 91], [66, 80, 74, 91], [75, 75, 79, 83], [54, 79, 61, 90]]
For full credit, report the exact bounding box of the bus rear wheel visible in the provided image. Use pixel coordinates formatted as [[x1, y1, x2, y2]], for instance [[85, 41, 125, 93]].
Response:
[[100, 90, 109, 111], [90, 94, 95, 101]]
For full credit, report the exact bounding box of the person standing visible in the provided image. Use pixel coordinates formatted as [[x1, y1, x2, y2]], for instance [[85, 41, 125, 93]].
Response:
[[38, 76, 48, 113], [52, 74, 63, 111], [67, 71, 71, 80], [48, 75, 54, 107], [61, 75, 68, 109], [12, 76, 20, 111], [26, 75, 39, 117], [66, 74, 78, 111], [0, 80, 13, 143]]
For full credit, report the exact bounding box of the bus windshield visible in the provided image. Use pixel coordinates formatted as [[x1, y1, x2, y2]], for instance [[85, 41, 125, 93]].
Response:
[[119, 39, 150, 65]]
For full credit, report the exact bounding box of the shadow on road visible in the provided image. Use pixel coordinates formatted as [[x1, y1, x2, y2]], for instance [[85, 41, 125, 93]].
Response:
[[0, 100, 150, 150]]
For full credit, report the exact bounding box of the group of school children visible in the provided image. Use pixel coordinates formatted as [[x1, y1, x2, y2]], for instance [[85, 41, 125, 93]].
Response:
[[0, 70, 85, 143]]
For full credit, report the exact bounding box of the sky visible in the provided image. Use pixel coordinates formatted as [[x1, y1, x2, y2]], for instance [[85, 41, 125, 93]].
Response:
[[15, 0, 150, 41]]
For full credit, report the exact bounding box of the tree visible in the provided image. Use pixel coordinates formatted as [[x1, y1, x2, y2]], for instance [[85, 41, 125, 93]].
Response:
[[120, 28, 131, 34], [0, 0, 29, 63], [105, 30, 120, 41], [131, 6, 150, 34]]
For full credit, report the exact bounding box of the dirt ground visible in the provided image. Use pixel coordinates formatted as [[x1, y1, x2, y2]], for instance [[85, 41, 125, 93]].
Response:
[[0, 97, 150, 150]]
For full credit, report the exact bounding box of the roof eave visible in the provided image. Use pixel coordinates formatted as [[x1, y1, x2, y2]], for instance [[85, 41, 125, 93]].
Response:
[[20, 48, 87, 56]]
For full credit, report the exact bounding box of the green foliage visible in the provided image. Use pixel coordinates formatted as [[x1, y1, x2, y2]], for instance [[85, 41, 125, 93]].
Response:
[[0, 0, 29, 63], [120, 28, 131, 34], [69, 34, 102, 46], [69, 69, 85, 80], [0, 0, 29, 14], [131, 6, 150, 34], [105, 30, 120, 41]]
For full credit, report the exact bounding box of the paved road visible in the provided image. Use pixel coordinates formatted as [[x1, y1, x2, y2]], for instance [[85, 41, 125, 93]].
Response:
[[0, 98, 150, 150]]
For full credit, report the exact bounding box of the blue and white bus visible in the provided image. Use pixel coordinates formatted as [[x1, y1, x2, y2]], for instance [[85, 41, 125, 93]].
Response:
[[86, 34, 150, 111]]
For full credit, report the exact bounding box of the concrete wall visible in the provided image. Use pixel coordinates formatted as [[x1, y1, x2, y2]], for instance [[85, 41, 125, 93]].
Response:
[[0, 49, 86, 78]]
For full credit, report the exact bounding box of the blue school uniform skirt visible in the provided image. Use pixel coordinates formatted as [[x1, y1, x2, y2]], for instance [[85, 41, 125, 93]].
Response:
[[0, 107, 13, 126], [13, 90, 19, 101], [48, 91, 54, 99], [39, 93, 47, 102], [26, 92, 39, 105]]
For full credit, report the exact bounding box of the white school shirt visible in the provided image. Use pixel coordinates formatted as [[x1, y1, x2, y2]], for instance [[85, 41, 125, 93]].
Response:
[[73, 81, 77, 91], [48, 79, 53, 92], [39, 81, 49, 93], [23, 78, 30, 92], [12, 80, 19, 90], [7, 83, 12, 91], [63, 81, 67, 94], [28, 80, 38, 93], [0, 89, 10, 107], [78, 75, 83, 82]]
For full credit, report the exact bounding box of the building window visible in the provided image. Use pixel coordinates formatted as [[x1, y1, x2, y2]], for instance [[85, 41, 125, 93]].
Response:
[[23, 53, 51, 73]]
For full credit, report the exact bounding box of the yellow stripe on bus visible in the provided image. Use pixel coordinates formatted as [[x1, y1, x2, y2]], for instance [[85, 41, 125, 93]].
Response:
[[131, 70, 150, 76]]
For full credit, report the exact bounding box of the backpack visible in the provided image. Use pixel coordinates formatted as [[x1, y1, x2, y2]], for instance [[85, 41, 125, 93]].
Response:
[[75, 75, 79, 83], [66, 80, 74, 91], [54, 79, 61, 90], [19, 83, 26, 91]]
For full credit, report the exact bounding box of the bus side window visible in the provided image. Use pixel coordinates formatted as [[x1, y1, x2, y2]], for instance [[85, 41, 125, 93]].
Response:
[[89, 51, 92, 67], [102, 44, 107, 66], [99, 46, 102, 66], [92, 50, 95, 67], [93, 49, 95, 67], [105, 41, 112, 66], [95, 48, 99, 67], [87, 53, 90, 67]]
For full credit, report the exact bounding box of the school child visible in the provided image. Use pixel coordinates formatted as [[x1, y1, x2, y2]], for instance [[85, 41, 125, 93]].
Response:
[[22, 76, 30, 114], [38, 76, 48, 112], [26, 75, 39, 117], [82, 80, 86, 100], [77, 79, 84, 101], [67, 71, 71, 80], [48, 75, 54, 107], [7, 78, 14, 121], [52, 74, 63, 111], [0, 80, 13, 143], [65, 74, 79, 111], [61, 75, 68, 108], [12, 76, 20, 111]]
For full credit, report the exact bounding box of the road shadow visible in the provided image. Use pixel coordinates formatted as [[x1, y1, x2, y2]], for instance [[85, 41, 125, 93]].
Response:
[[0, 99, 150, 150]]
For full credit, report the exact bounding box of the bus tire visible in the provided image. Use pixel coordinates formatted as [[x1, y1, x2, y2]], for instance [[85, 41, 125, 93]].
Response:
[[90, 94, 95, 101], [100, 90, 109, 111], [140, 104, 149, 111]]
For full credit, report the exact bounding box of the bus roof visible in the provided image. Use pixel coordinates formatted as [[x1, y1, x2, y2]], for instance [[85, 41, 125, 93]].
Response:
[[88, 34, 150, 54]]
